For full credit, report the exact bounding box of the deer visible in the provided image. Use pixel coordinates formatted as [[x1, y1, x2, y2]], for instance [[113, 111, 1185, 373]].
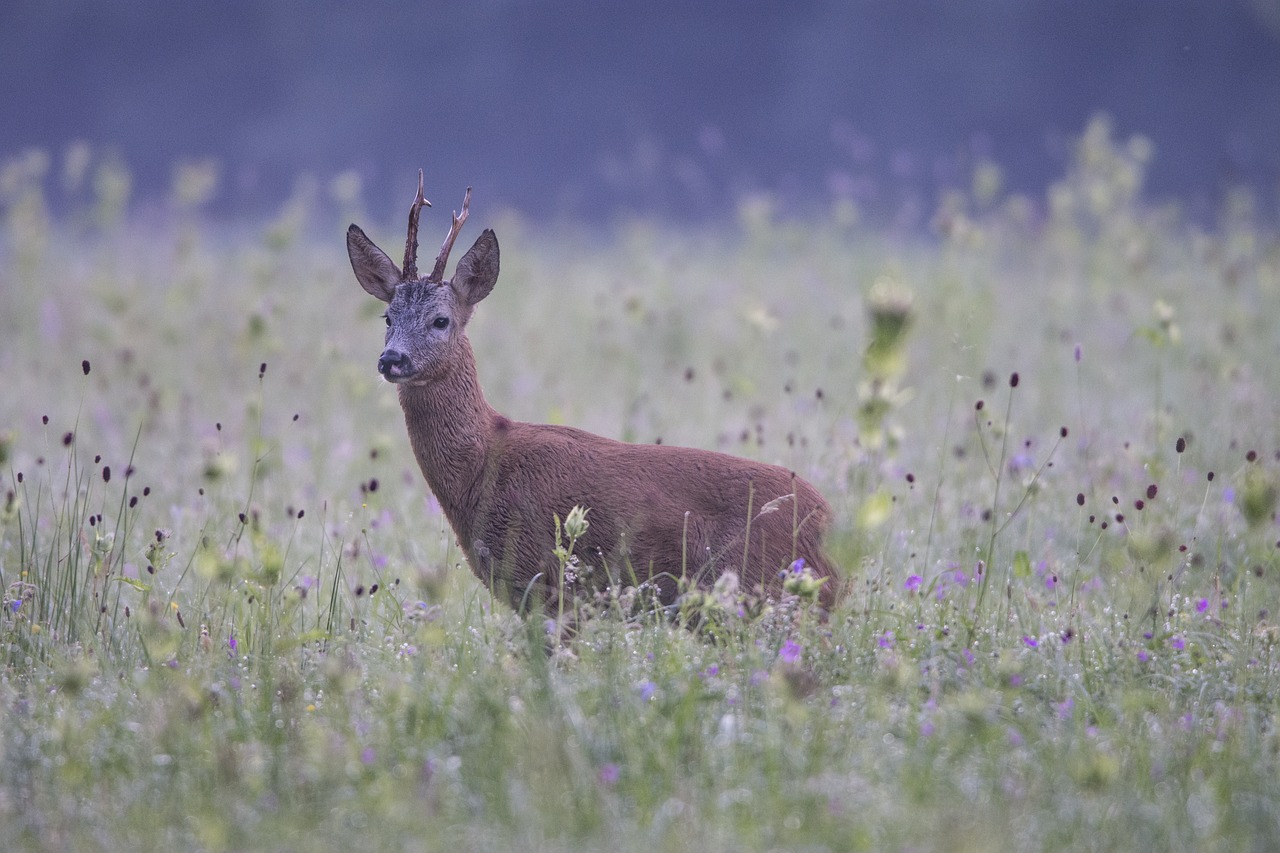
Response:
[[346, 171, 839, 623]]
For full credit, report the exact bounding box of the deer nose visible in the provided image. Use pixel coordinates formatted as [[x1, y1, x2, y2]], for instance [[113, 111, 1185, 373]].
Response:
[[378, 349, 409, 378]]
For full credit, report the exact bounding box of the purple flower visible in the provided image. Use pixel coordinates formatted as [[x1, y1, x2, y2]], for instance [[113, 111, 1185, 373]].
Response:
[[878, 630, 895, 649], [638, 680, 656, 702], [904, 574, 922, 592], [1223, 487, 1235, 504], [1022, 635, 1038, 649], [1137, 650, 1151, 663], [961, 648, 976, 668], [1054, 698, 1074, 720], [1196, 598, 1209, 613], [702, 664, 719, 678], [788, 557, 806, 575], [598, 763, 620, 786], [1171, 636, 1185, 651], [228, 634, 238, 653], [9, 599, 19, 613], [779, 639, 802, 664], [361, 747, 376, 765]]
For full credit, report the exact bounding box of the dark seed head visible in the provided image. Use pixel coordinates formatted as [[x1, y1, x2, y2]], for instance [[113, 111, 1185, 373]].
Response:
[[82, 360, 91, 375], [1009, 372, 1019, 388], [1147, 484, 1158, 500], [1077, 493, 1085, 506], [1176, 437, 1186, 453]]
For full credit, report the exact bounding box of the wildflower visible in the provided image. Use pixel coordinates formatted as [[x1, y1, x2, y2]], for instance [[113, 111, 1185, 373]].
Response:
[[1171, 636, 1185, 651], [1054, 698, 1074, 720], [878, 630, 895, 649], [637, 680, 656, 702], [1022, 635, 1038, 648], [703, 664, 719, 678], [361, 747, 377, 765], [779, 639, 802, 664], [1196, 598, 1209, 614], [1137, 650, 1150, 663], [904, 574, 922, 592], [598, 763, 620, 786], [228, 634, 238, 654], [961, 648, 976, 668]]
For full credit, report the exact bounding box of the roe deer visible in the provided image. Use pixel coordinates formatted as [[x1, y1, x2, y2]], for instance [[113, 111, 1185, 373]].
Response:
[[346, 171, 838, 618]]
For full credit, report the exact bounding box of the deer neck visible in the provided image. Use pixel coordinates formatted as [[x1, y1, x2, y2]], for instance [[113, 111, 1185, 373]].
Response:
[[396, 336, 499, 543]]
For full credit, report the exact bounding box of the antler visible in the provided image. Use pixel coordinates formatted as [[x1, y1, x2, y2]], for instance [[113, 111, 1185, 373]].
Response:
[[426, 187, 472, 284], [401, 169, 432, 281]]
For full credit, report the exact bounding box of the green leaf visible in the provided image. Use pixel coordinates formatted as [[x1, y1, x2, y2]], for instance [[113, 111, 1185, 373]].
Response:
[[1013, 550, 1032, 579]]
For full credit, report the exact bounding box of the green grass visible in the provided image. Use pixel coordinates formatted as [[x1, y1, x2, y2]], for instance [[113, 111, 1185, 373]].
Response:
[[2, 121, 1280, 851]]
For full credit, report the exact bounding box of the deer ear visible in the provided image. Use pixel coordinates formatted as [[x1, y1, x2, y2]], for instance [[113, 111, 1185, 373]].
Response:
[[451, 229, 499, 306], [347, 224, 402, 302]]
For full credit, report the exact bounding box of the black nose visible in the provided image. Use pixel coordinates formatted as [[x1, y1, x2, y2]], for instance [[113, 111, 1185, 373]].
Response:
[[378, 349, 409, 377]]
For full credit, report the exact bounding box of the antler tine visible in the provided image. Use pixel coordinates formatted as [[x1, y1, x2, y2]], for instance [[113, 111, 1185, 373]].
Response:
[[401, 169, 432, 281], [427, 187, 472, 284]]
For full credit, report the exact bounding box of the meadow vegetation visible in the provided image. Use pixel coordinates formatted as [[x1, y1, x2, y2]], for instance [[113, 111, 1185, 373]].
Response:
[[2, 117, 1279, 850]]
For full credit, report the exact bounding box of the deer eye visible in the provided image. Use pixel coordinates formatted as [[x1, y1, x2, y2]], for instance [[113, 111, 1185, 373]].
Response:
[[432, 316, 450, 330], [383, 314, 391, 327]]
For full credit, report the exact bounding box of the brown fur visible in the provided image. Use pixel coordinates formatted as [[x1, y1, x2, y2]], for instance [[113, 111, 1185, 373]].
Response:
[[347, 181, 838, 616]]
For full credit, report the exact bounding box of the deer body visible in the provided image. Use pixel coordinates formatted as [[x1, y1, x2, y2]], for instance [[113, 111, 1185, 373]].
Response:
[[348, 174, 837, 615]]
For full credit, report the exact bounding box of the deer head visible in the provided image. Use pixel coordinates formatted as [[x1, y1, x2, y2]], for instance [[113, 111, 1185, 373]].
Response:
[[346, 171, 499, 384]]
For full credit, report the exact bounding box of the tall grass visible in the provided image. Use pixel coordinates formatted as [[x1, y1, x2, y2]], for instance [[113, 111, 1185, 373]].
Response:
[[2, 118, 1279, 850]]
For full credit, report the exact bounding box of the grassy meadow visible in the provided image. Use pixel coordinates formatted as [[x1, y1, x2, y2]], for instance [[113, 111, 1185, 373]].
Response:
[[2, 120, 1280, 851]]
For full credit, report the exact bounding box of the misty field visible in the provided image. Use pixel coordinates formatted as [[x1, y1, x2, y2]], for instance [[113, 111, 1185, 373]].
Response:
[[3, 122, 1280, 851]]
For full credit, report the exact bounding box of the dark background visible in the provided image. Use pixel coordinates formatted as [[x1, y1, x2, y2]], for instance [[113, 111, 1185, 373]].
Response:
[[3, 0, 1278, 226]]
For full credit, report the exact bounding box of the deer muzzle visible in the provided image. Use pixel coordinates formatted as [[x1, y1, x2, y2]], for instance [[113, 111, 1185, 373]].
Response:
[[378, 348, 411, 381]]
